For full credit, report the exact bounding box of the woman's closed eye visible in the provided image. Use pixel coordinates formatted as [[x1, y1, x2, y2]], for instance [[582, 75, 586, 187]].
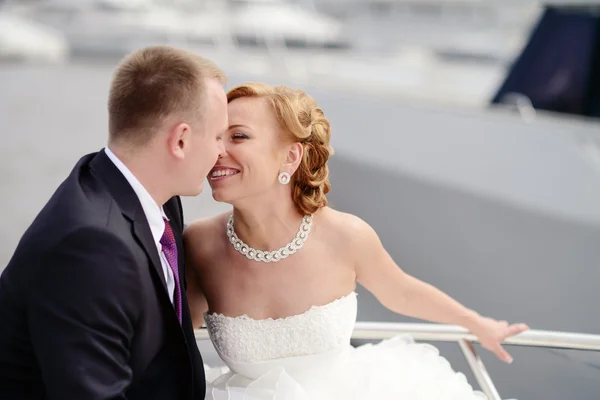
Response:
[[231, 132, 249, 140]]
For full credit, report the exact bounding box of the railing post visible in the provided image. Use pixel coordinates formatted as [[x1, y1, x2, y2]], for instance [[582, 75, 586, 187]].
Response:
[[458, 339, 502, 400]]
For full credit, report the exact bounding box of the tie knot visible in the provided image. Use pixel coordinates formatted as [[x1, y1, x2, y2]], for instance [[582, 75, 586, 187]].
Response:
[[160, 218, 176, 247]]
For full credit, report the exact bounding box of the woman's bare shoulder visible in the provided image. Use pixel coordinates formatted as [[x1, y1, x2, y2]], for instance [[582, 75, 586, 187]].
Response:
[[183, 211, 230, 261], [319, 207, 371, 236]]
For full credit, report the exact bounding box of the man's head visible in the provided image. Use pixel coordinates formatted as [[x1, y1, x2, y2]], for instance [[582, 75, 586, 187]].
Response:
[[107, 46, 228, 201]]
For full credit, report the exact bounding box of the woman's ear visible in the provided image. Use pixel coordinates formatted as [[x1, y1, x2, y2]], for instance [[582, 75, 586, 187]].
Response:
[[281, 142, 303, 174]]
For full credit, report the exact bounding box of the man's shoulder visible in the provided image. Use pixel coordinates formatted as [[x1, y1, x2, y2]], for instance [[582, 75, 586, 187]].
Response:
[[15, 152, 128, 256], [4, 190, 132, 288], [16, 196, 124, 260], [42, 173, 117, 233]]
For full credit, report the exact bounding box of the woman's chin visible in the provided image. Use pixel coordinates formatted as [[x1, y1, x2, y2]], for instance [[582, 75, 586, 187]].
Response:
[[210, 187, 235, 204]]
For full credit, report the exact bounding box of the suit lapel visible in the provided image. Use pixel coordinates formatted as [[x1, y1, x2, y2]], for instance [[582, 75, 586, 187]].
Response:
[[90, 149, 169, 295], [132, 217, 169, 295]]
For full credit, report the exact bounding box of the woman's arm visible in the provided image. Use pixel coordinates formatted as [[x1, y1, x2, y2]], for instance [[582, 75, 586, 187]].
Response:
[[351, 215, 528, 363]]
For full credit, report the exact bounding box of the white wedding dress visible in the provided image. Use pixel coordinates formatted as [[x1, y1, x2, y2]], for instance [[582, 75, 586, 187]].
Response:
[[203, 292, 488, 399]]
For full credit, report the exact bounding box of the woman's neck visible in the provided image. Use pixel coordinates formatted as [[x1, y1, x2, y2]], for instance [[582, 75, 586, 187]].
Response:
[[232, 200, 307, 251]]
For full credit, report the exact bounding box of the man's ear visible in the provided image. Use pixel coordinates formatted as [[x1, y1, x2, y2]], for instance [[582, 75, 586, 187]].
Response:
[[167, 122, 191, 159]]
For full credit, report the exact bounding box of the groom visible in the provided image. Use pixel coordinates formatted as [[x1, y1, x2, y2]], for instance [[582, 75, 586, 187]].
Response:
[[0, 46, 227, 399]]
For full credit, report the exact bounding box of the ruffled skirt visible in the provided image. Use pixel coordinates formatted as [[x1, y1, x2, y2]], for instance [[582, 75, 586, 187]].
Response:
[[205, 334, 488, 400]]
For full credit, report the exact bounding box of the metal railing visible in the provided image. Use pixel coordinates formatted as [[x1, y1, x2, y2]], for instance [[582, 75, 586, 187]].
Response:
[[195, 322, 600, 400]]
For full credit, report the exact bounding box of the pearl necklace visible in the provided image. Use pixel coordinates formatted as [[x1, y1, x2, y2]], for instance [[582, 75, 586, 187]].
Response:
[[226, 214, 313, 263]]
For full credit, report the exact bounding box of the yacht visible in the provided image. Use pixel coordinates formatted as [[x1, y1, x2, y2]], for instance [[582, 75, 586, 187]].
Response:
[[4, 0, 350, 57], [0, 12, 68, 63], [230, 0, 349, 48], [4, 0, 225, 56]]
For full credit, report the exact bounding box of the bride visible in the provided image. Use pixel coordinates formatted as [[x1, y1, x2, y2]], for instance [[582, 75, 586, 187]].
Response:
[[184, 82, 528, 399]]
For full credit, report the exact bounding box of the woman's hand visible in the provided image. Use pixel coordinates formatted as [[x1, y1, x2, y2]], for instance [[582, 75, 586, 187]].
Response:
[[469, 316, 529, 363]]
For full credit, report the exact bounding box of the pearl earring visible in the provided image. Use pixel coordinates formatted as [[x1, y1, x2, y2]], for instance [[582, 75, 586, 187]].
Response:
[[278, 172, 291, 185]]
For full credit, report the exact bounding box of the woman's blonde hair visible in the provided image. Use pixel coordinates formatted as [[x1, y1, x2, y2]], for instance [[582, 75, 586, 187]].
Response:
[[227, 83, 333, 215]]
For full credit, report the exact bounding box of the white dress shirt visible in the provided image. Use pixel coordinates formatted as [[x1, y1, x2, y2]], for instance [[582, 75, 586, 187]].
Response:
[[104, 147, 175, 304]]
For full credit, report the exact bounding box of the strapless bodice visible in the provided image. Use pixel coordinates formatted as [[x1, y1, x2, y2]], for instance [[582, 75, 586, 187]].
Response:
[[204, 292, 357, 364]]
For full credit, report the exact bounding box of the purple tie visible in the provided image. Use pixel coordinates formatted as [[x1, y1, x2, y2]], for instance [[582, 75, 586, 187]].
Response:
[[160, 218, 182, 324]]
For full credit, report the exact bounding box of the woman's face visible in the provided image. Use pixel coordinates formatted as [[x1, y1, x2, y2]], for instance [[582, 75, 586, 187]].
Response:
[[209, 97, 287, 204]]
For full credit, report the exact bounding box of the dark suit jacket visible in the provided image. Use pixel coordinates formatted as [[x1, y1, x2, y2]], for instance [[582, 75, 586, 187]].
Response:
[[0, 149, 205, 400]]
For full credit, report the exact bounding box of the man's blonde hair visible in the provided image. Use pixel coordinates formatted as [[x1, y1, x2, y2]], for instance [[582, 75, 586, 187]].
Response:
[[108, 46, 226, 146]]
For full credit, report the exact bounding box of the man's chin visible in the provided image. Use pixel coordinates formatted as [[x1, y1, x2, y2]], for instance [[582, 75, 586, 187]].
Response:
[[179, 183, 204, 198]]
